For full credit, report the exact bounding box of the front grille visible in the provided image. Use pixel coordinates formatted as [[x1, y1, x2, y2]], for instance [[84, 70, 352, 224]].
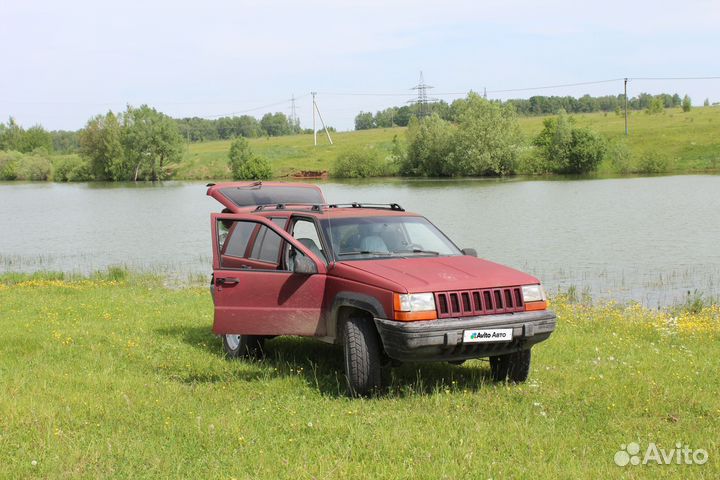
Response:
[[435, 287, 524, 318]]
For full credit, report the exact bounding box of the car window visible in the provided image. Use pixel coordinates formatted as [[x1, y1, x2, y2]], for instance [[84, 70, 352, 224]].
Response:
[[321, 216, 461, 260], [250, 223, 284, 263], [221, 221, 254, 257], [218, 219, 287, 270], [402, 222, 457, 254], [291, 218, 327, 263]]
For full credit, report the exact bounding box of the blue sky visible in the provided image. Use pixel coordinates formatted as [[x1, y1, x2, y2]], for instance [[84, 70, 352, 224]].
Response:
[[2, 0, 719, 131]]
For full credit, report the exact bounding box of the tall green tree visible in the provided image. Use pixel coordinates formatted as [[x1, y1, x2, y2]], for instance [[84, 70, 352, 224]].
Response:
[[79, 111, 124, 180], [20, 125, 53, 153], [354, 112, 374, 130], [402, 114, 455, 176], [0, 117, 25, 151], [260, 112, 291, 136], [122, 105, 184, 181], [450, 94, 522, 176]]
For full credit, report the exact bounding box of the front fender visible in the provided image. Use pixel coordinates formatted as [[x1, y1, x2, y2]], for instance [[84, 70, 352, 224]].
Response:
[[327, 291, 388, 340]]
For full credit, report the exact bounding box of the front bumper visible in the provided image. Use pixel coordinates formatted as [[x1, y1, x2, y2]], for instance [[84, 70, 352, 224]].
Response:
[[374, 310, 556, 362]]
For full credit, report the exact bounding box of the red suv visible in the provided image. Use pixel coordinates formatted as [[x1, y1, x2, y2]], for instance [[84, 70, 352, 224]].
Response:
[[208, 182, 556, 395]]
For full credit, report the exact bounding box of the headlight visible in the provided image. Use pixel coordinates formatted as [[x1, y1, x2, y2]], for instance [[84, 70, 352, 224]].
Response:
[[522, 284, 548, 311], [521, 285, 546, 302], [393, 292, 437, 321], [396, 293, 436, 311]]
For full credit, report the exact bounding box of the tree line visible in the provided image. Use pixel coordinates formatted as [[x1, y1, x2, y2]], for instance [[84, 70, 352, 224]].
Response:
[[354, 92, 690, 130], [174, 112, 315, 142], [0, 105, 185, 182], [0, 110, 322, 158]]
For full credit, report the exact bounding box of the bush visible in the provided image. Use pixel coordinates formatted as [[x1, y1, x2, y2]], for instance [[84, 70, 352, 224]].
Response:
[[228, 138, 272, 180], [401, 115, 455, 176], [53, 155, 94, 182], [636, 152, 668, 174], [533, 112, 606, 174], [606, 140, 632, 174], [235, 156, 272, 180], [566, 128, 606, 174], [15, 154, 53, 181], [646, 97, 664, 115], [0, 151, 22, 180], [682, 95, 692, 113], [332, 148, 394, 178]]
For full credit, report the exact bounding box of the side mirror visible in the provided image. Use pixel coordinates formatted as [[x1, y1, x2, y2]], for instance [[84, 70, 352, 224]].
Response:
[[293, 254, 318, 275], [461, 248, 477, 257]]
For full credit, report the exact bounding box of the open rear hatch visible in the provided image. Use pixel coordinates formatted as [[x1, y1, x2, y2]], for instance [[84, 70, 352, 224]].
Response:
[[207, 182, 325, 212]]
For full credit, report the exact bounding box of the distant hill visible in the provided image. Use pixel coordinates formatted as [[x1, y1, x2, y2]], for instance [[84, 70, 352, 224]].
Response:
[[176, 107, 720, 179]]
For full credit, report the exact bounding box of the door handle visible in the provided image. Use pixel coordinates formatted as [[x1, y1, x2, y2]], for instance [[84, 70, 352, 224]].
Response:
[[217, 277, 240, 285]]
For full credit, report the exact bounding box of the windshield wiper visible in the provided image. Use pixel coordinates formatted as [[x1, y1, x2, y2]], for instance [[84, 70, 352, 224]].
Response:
[[394, 249, 440, 256], [338, 251, 392, 256]]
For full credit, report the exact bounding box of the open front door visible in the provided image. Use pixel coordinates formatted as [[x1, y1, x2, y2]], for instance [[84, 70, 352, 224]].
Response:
[[211, 213, 328, 336]]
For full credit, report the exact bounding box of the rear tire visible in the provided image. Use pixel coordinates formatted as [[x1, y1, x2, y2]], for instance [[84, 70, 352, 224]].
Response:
[[490, 348, 531, 383], [222, 334, 264, 359], [342, 315, 382, 397]]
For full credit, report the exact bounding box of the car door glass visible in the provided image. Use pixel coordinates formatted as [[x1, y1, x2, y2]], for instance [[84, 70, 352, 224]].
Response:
[[218, 220, 286, 270], [292, 218, 326, 263], [221, 221, 254, 257]]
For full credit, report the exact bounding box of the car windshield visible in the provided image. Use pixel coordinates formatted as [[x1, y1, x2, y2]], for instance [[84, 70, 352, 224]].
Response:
[[320, 215, 462, 260]]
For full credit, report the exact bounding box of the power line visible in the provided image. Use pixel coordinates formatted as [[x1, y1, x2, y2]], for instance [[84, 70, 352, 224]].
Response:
[[485, 78, 624, 94], [201, 95, 309, 119], [316, 76, 720, 99], [630, 76, 720, 81]]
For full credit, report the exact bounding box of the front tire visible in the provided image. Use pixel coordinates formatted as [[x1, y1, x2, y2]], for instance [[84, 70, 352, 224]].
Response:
[[490, 348, 531, 383], [342, 315, 383, 397], [222, 334, 264, 359]]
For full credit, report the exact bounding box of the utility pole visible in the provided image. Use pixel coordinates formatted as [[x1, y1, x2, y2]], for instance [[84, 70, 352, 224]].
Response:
[[483, 87, 487, 99], [311, 91, 317, 146], [624, 78, 629, 136], [311, 92, 333, 146]]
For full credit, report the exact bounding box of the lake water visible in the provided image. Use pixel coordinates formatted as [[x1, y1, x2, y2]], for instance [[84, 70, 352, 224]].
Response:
[[1, 175, 719, 306]]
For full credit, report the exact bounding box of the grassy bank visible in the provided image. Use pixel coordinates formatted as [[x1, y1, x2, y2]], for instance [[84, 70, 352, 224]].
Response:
[[175, 106, 720, 179], [1, 272, 718, 478]]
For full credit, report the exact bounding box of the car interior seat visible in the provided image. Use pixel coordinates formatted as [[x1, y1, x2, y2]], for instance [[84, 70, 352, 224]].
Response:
[[296, 238, 326, 263], [359, 235, 389, 253]]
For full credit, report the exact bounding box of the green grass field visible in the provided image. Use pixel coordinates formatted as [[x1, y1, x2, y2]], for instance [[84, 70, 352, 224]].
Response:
[[175, 106, 720, 179], [1, 272, 718, 478], [177, 128, 401, 180]]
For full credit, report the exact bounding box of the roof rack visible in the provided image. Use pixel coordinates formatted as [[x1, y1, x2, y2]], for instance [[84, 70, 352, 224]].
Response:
[[253, 202, 405, 213], [254, 203, 325, 213], [328, 203, 405, 211]]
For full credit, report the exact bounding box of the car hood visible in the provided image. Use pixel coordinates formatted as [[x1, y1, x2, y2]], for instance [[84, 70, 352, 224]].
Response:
[[339, 255, 540, 293]]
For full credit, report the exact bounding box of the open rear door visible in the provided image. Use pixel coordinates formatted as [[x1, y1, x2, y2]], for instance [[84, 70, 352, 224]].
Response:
[[207, 182, 325, 212], [211, 212, 328, 336]]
